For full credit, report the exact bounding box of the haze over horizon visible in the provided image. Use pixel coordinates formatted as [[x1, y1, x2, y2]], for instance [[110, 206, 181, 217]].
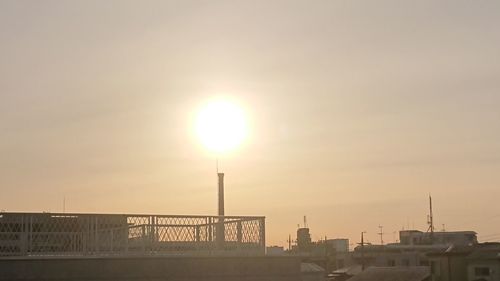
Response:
[[1, 0, 500, 247]]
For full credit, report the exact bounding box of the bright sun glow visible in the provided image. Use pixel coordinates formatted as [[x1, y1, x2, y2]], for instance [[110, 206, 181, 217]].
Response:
[[195, 99, 248, 154]]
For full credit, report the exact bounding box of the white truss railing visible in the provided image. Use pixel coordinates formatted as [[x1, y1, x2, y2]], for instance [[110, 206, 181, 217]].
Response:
[[0, 213, 265, 257]]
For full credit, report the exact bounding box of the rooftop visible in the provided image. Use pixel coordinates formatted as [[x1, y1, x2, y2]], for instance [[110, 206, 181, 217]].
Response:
[[347, 266, 430, 281]]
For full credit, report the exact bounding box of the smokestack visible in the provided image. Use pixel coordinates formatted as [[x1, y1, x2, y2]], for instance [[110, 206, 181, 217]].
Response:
[[217, 172, 225, 249], [218, 173, 225, 216]]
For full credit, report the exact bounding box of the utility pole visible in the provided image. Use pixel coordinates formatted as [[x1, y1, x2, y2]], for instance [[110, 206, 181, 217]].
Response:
[[378, 225, 384, 245], [324, 235, 330, 274], [427, 194, 435, 243], [358, 231, 367, 271], [288, 234, 292, 251]]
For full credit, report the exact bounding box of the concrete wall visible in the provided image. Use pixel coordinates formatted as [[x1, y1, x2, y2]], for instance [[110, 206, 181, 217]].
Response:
[[429, 255, 468, 281], [467, 261, 500, 281], [0, 256, 302, 281]]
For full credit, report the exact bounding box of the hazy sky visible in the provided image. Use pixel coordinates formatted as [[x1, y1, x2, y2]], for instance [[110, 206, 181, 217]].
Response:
[[1, 0, 500, 246]]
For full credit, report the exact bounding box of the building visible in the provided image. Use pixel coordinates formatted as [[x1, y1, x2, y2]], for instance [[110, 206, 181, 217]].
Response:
[[353, 243, 444, 268], [346, 266, 430, 281], [326, 239, 349, 253], [288, 228, 354, 274], [426, 245, 472, 281], [267, 246, 285, 256], [297, 227, 312, 252], [426, 243, 500, 281], [466, 246, 500, 281], [350, 229, 479, 270], [400, 230, 477, 246]]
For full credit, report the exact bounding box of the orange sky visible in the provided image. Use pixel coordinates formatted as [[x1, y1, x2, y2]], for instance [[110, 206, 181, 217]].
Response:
[[1, 0, 500, 247]]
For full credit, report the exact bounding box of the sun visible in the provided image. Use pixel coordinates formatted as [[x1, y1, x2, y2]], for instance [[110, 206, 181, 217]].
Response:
[[195, 99, 248, 154]]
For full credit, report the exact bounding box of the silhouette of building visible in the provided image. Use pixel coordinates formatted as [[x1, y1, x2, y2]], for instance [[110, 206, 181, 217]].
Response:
[[326, 238, 349, 253], [346, 266, 430, 281], [400, 230, 477, 246], [352, 229, 479, 270], [297, 227, 312, 252], [427, 245, 473, 281], [266, 245, 285, 256], [427, 242, 500, 281], [466, 245, 500, 281]]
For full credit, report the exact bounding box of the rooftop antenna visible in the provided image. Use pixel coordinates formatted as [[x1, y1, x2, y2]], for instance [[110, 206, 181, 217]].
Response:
[[304, 216, 307, 228], [63, 195, 65, 213], [427, 194, 435, 243]]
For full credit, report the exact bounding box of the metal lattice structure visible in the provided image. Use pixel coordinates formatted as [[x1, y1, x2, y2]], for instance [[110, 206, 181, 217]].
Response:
[[0, 213, 265, 257]]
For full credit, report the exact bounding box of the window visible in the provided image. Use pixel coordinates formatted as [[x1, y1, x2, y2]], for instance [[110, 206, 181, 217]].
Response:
[[402, 259, 410, 266], [387, 259, 396, 267], [475, 267, 490, 277]]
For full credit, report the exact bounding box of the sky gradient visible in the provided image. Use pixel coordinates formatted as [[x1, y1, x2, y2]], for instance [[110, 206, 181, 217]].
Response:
[[1, 0, 500, 247]]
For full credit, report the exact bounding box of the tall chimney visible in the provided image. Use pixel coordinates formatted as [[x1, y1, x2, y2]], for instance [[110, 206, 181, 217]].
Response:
[[217, 172, 225, 249], [218, 173, 225, 216]]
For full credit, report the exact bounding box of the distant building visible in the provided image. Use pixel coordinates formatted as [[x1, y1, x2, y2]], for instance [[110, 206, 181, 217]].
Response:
[[353, 243, 442, 268], [326, 239, 349, 253], [351, 230, 478, 270], [288, 228, 354, 274], [346, 266, 430, 281], [426, 243, 500, 281], [400, 230, 477, 246], [267, 246, 285, 256], [297, 228, 312, 252], [467, 245, 500, 281], [427, 245, 472, 281]]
